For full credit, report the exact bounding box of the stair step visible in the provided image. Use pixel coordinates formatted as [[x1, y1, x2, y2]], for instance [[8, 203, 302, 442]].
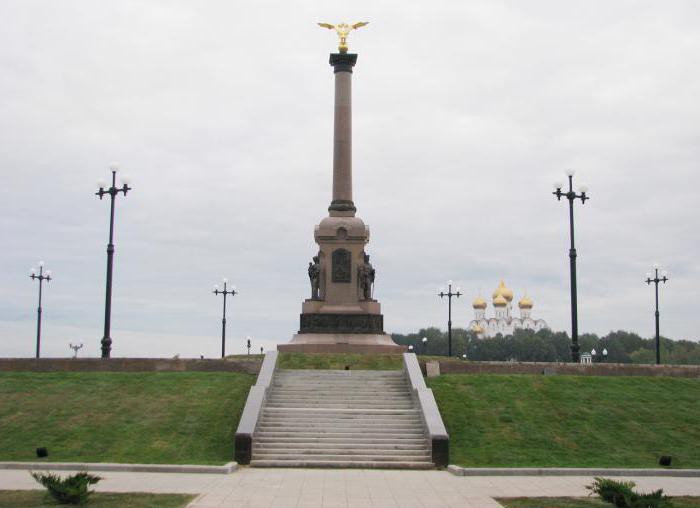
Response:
[[255, 431, 426, 439], [260, 420, 422, 429], [273, 385, 407, 388], [260, 416, 422, 426], [263, 408, 420, 414], [251, 452, 431, 461], [255, 442, 429, 451], [255, 434, 428, 445], [260, 417, 422, 423], [268, 393, 412, 398], [250, 460, 432, 469], [276, 371, 403, 376]]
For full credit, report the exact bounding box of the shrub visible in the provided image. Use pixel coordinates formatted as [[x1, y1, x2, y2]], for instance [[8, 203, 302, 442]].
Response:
[[31, 471, 102, 505], [587, 477, 673, 508]]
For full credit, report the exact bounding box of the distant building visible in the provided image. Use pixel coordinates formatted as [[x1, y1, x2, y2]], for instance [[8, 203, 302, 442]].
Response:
[[468, 280, 549, 338]]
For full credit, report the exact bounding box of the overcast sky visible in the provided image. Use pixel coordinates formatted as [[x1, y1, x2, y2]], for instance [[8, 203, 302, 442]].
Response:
[[1, 1, 698, 358]]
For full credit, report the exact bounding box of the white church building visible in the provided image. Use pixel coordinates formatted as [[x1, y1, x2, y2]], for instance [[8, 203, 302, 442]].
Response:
[[468, 280, 549, 338]]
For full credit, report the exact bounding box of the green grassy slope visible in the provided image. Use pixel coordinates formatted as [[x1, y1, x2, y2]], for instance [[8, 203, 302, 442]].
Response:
[[0, 372, 255, 465], [428, 374, 700, 468]]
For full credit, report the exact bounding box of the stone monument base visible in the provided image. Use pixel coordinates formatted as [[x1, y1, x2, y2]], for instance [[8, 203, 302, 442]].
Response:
[[278, 333, 406, 354]]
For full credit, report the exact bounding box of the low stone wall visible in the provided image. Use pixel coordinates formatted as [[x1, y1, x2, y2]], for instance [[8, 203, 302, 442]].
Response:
[[434, 360, 700, 378], [0, 358, 262, 375]]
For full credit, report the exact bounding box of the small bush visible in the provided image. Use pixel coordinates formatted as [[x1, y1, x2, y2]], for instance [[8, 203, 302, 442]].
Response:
[[31, 471, 102, 505], [587, 477, 673, 508]]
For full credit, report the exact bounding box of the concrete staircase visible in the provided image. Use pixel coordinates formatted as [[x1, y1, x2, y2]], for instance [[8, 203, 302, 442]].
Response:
[[250, 369, 433, 468]]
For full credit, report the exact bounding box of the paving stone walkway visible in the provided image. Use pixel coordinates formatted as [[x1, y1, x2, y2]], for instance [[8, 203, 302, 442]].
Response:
[[2, 467, 700, 507]]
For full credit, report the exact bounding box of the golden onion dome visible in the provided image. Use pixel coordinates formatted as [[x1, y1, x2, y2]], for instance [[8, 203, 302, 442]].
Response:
[[472, 295, 487, 309], [518, 294, 534, 309], [472, 324, 484, 334], [492, 280, 514, 302], [493, 293, 508, 307]]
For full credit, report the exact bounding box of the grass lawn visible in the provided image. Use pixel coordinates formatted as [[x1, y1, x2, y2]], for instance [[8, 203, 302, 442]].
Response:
[[428, 374, 700, 468], [498, 497, 700, 508], [0, 372, 255, 465], [278, 353, 403, 370], [0, 490, 194, 507]]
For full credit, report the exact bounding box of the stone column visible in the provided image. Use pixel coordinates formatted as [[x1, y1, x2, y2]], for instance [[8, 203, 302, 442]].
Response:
[[329, 53, 357, 216]]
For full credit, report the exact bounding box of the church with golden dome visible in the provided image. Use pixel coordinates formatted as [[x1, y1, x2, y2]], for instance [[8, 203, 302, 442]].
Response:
[[468, 280, 549, 338]]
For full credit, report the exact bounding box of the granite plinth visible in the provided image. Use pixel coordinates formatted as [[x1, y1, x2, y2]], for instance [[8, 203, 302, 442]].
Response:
[[299, 312, 384, 334], [278, 333, 406, 354]]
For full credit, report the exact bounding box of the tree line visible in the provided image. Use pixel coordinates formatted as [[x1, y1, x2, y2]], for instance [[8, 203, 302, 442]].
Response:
[[391, 327, 700, 364]]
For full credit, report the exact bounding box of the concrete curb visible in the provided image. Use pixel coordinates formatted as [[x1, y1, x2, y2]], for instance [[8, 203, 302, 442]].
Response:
[[447, 465, 700, 477], [0, 461, 237, 475]]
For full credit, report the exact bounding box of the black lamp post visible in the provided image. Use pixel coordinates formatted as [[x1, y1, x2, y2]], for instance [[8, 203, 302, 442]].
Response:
[[246, 336, 251, 355], [591, 347, 608, 363], [421, 336, 428, 355], [213, 279, 237, 358], [645, 264, 669, 365], [96, 164, 131, 358], [69, 343, 84, 359], [29, 261, 52, 358], [438, 280, 461, 357], [553, 170, 589, 363]]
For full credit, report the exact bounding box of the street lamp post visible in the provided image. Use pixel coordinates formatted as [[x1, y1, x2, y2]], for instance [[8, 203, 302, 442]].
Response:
[[422, 336, 428, 355], [553, 170, 589, 363], [590, 347, 608, 363], [69, 343, 84, 359], [645, 264, 669, 365], [29, 261, 52, 358], [246, 337, 251, 356], [213, 279, 237, 358], [438, 280, 461, 357], [96, 164, 131, 358]]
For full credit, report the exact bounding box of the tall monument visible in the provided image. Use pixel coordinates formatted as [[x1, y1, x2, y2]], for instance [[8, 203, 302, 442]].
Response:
[[278, 23, 405, 354]]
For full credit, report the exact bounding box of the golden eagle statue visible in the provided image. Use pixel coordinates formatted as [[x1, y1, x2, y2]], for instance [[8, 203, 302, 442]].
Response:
[[317, 22, 369, 53]]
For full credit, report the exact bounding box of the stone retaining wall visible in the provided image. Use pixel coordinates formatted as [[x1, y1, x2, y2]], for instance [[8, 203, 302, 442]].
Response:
[[3, 357, 698, 378], [434, 360, 700, 378], [0, 358, 262, 375]]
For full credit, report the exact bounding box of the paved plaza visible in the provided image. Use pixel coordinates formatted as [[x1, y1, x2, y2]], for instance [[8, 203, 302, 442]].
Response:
[[3, 467, 700, 507]]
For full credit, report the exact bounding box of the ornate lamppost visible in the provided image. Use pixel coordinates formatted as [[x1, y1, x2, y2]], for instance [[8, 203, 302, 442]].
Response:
[[438, 281, 461, 357], [29, 261, 52, 358], [553, 170, 589, 363], [213, 278, 237, 358], [645, 263, 669, 365], [422, 336, 428, 355], [96, 164, 131, 358], [591, 347, 608, 363], [69, 343, 84, 359], [246, 336, 252, 355]]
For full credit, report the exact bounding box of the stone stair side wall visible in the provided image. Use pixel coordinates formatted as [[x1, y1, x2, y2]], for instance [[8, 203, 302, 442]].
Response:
[[234, 350, 279, 464], [403, 352, 449, 467]]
